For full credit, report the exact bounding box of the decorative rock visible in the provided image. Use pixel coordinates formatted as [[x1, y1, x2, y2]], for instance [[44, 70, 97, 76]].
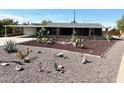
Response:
[[24, 57, 30, 63], [56, 52, 64, 57], [15, 66, 24, 71], [30, 50, 33, 52], [81, 56, 87, 64], [46, 71, 51, 73], [38, 51, 41, 54], [0, 63, 9, 66], [38, 63, 44, 72], [38, 69, 44, 72], [66, 42, 72, 45], [58, 41, 66, 45], [58, 65, 64, 70], [58, 70, 64, 74]]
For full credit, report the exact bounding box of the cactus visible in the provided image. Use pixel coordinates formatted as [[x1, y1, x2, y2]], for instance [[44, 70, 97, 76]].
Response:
[[71, 32, 84, 48], [16, 48, 31, 62], [37, 26, 54, 44]]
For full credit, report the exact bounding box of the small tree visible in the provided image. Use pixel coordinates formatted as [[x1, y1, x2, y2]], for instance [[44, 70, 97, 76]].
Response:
[[0, 18, 18, 35], [117, 15, 124, 36]]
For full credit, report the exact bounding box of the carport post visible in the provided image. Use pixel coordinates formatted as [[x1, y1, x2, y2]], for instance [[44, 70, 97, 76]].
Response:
[[73, 28, 75, 33], [56, 28, 60, 37], [89, 28, 92, 36], [4, 26, 7, 37]]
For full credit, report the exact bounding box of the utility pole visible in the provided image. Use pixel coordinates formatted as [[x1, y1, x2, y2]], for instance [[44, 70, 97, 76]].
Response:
[[72, 10, 77, 23], [73, 10, 76, 23]]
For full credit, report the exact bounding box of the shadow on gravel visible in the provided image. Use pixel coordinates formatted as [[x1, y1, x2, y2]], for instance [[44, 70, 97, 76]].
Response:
[[30, 56, 38, 62], [82, 61, 93, 64]]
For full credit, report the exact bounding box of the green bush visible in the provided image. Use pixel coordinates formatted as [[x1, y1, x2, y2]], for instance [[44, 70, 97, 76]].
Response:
[[4, 40, 17, 53]]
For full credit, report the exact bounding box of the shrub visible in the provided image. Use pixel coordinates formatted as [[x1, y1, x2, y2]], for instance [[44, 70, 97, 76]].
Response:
[[4, 40, 17, 53], [16, 48, 31, 62], [104, 33, 112, 42]]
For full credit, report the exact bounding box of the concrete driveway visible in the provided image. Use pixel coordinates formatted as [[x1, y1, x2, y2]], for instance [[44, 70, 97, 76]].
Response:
[[0, 36, 36, 46]]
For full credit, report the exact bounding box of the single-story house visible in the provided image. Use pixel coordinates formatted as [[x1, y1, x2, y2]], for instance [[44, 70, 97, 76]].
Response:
[[3, 23, 103, 37]]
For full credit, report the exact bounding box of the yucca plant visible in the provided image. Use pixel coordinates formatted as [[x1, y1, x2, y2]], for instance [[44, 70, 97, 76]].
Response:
[[4, 40, 17, 53]]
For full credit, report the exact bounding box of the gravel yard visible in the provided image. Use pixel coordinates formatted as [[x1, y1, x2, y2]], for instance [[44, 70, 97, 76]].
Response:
[[0, 41, 122, 83], [19, 39, 116, 56]]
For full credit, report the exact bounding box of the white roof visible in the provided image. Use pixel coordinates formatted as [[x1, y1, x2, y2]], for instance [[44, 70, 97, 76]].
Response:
[[4, 23, 103, 28]]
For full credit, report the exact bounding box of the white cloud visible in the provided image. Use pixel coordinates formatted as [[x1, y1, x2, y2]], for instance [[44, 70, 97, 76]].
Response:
[[42, 14, 64, 22], [0, 13, 29, 23]]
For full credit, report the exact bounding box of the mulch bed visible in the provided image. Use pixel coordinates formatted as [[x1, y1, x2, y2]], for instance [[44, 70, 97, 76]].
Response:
[[19, 39, 116, 56]]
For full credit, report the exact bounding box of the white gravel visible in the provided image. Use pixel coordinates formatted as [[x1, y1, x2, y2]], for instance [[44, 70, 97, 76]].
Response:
[[0, 40, 123, 83]]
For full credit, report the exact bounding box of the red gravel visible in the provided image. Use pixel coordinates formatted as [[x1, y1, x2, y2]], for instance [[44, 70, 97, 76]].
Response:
[[19, 39, 116, 56]]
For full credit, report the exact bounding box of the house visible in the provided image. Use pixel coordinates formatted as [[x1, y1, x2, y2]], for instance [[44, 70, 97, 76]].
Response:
[[3, 22, 103, 37]]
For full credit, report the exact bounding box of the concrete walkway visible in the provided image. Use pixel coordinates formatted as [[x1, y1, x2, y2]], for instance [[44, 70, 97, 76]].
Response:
[[0, 36, 36, 46], [116, 53, 124, 83], [104, 40, 124, 82]]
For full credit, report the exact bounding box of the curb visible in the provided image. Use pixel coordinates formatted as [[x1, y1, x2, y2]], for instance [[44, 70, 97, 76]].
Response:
[[116, 53, 124, 83]]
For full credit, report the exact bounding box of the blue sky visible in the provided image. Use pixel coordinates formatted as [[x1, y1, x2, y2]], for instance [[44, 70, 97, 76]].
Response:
[[0, 9, 124, 27]]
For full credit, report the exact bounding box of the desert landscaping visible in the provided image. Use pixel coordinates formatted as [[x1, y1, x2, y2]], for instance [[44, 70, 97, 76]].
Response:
[[0, 35, 122, 83], [1, 9, 124, 83]]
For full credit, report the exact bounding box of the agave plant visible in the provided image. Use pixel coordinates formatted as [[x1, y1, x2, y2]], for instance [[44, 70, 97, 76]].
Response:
[[4, 40, 17, 53]]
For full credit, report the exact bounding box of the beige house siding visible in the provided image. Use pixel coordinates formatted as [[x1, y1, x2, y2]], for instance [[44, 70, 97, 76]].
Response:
[[23, 27, 37, 36]]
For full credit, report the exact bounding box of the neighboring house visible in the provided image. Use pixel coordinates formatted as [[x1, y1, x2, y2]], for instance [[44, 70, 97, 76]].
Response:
[[3, 22, 103, 37]]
